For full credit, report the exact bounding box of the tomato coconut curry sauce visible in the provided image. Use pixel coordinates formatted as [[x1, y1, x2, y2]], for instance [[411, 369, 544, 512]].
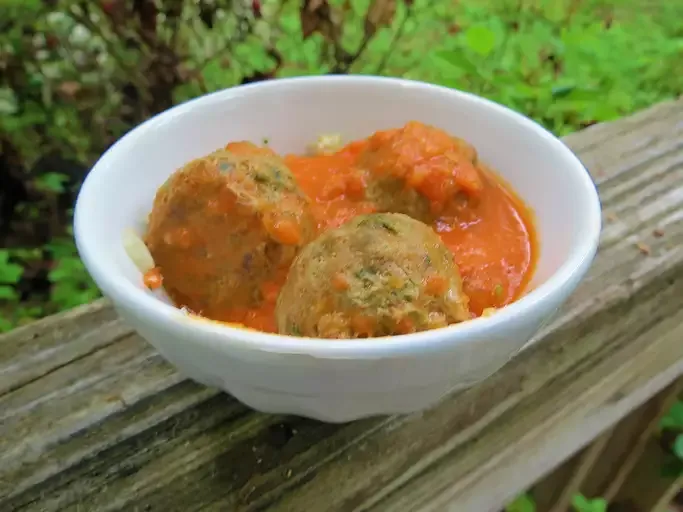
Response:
[[142, 121, 537, 337]]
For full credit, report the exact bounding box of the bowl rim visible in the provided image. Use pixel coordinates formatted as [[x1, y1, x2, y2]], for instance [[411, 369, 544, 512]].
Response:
[[74, 75, 602, 359]]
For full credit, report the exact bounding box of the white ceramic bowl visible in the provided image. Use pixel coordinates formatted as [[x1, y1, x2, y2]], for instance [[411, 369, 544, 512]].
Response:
[[74, 76, 601, 422]]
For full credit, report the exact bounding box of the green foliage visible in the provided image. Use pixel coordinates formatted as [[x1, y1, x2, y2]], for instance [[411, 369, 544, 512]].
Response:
[[464, 25, 498, 57], [414, 0, 683, 135], [1, 0, 682, 333], [660, 401, 683, 430], [506, 492, 612, 512], [675, 434, 683, 460], [506, 493, 536, 512], [0, 250, 24, 303], [572, 494, 608, 512], [659, 400, 683, 477], [34, 172, 70, 194], [0, 238, 98, 332], [46, 237, 100, 311]]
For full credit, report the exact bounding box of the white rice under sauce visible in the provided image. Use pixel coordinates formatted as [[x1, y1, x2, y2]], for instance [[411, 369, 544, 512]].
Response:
[[122, 229, 155, 273]]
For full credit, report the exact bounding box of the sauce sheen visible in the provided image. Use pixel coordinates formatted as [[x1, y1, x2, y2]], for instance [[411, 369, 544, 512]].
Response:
[[150, 128, 537, 334]]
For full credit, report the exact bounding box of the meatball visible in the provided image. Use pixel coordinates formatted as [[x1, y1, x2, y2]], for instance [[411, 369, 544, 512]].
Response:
[[359, 122, 483, 222], [145, 142, 316, 318], [276, 213, 470, 338]]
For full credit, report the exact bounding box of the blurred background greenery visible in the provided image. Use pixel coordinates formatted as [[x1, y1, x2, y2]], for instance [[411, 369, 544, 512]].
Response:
[[1, 1, 682, 509]]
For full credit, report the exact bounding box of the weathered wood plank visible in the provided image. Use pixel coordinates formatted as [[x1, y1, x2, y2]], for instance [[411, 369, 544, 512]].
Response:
[[0, 302, 125, 396], [1, 98, 682, 512]]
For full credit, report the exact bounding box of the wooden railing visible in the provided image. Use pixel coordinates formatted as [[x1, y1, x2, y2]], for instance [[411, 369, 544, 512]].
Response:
[[527, 385, 682, 512], [1, 98, 682, 511]]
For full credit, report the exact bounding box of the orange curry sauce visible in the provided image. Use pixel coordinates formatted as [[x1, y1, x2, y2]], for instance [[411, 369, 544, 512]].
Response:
[[286, 140, 537, 318], [147, 126, 537, 333]]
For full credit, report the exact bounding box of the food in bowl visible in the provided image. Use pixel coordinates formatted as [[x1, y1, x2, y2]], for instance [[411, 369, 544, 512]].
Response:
[[358, 121, 482, 223], [144, 142, 317, 319], [277, 213, 471, 338], [75, 76, 601, 421], [132, 120, 537, 336]]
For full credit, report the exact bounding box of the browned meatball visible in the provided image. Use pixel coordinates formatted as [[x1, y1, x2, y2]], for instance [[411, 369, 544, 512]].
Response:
[[276, 213, 470, 338], [359, 121, 483, 222], [145, 142, 316, 319]]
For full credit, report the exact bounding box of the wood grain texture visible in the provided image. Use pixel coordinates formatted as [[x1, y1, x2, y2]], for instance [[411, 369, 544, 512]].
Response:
[[1, 98, 683, 512]]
